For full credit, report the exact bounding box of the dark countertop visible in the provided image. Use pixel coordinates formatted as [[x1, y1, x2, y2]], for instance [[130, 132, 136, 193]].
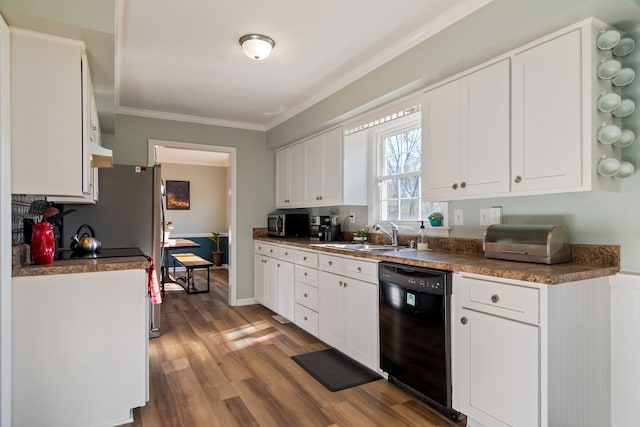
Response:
[[12, 256, 151, 277], [254, 235, 619, 285]]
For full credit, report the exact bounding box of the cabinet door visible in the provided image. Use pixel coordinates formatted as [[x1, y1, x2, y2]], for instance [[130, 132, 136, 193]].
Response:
[[318, 271, 345, 350], [277, 260, 295, 320], [454, 307, 540, 427], [254, 254, 266, 305], [265, 256, 279, 313], [343, 277, 378, 370], [462, 60, 510, 196], [11, 29, 87, 196], [303, 136, 324, 205], [275, 148, 290, 207], [422, 79, 462, 199], [319, 127, 343, 205], [512, 29, 582, 193], [289, 143, 305, 206]]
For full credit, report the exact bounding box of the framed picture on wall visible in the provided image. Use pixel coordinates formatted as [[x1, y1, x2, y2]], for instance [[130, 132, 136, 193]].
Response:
[[166, 180, 190, 210]]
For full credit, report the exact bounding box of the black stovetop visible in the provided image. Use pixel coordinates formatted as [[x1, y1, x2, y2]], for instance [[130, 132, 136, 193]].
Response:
[[54, 247, 146, 260]]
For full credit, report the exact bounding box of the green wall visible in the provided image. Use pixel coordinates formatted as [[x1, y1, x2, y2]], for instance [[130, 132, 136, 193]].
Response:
[[266, 0, 640, 272], [266, 0, 640, 148], [103, 114, 274, 299]]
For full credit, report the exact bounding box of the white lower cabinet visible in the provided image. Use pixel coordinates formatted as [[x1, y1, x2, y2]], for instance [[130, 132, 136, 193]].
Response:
[[253, 242, 287, 315], [277, 260, 294, 320], [452, 273, 611, 427], [318, 254, 378, 371], [293, 249, 320, 335], [12, 269, 148, 427]]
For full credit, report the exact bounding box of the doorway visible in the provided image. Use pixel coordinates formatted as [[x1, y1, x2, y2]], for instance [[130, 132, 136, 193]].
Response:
[[148, 139, 238, 305]]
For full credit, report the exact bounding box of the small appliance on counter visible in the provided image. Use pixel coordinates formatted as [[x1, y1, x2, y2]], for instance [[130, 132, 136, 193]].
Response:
[[483, 224, 571, 264], [310, 215, 341, 241], [267, 212, 309, 237]]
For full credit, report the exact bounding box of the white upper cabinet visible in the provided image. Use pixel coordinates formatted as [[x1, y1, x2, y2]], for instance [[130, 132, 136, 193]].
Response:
[[275, 143, 304, 207], [511, 30, 583, 192], [276, 126, 367, 208], [423, 60, 510, 200], [422, 18, 621, 201], [11, 29, 91, 197]]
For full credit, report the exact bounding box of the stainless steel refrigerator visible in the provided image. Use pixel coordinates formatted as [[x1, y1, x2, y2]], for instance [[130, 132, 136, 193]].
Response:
[[62, 164, 163, 337]]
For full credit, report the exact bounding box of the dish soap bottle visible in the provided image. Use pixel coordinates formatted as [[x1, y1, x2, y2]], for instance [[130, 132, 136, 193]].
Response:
[[417, 221, 428, 251]]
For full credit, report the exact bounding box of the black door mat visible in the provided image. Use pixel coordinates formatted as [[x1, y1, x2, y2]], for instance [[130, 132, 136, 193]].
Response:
[[291, 348, 381, 392]]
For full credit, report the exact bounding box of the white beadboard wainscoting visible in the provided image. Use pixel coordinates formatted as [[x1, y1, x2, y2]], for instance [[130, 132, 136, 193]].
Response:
[[611, 273, 640, 427]]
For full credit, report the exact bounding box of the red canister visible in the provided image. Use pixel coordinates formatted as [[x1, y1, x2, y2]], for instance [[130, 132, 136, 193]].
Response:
[[31, 221, 55, 265]]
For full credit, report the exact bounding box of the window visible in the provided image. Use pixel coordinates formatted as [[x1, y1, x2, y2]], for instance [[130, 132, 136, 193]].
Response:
[[378, 124, 422, 221], [375, 119, 446, 224]]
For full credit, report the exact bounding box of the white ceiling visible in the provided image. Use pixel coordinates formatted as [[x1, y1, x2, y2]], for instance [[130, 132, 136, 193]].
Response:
[[117, 0, 493, 131]]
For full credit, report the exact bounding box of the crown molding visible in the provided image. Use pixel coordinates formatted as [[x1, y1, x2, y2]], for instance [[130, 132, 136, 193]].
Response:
[[117, 107, 266, 131]]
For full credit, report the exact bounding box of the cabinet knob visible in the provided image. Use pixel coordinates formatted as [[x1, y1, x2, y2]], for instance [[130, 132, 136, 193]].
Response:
[[491, 294, 500, 303], [304, 293, 308, 298], [339, 281, 343, 287], [460, 317, 468, 325], [269, 249, 273, 253], [514, 175, 522, 183], [343, 282, 348, 288], [357, 267, 362, 273], [460, 182, 466, 189], [277, 263, 280, 267], [304, 316, 308, 321], [328, 261, 333, 266], [452, 183, 458, 190], [304, 272, 308, 277], [303, 256, 307, 261], [284, 252, 288, 256]]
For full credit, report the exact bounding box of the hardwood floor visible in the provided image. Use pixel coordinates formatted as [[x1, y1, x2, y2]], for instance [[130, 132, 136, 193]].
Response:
[[125, 269, 465, 427]]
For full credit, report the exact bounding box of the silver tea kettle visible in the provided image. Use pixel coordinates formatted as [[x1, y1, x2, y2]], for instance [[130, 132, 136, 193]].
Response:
[[71, 224, 102, 253]]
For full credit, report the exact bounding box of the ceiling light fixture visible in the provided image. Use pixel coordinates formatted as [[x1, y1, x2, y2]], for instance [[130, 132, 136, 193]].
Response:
[[239, 34, 275, 60]]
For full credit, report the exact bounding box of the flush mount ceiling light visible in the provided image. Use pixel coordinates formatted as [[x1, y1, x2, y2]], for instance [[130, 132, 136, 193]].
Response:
[[239, 34, 275, 60]]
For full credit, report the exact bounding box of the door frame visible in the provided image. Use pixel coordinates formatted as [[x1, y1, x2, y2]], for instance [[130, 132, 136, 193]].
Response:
[[0, 13, 11, 426], [147, 139, 238, 305]]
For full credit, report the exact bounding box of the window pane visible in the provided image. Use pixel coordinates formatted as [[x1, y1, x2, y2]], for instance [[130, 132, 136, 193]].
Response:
[[399, 176, 419, 198], [400, 199, 420, 221], [386, 201, 399, 221], [403, 150, 421, 173], [385, 178, 399, 199], [385, 155, 402, 175]]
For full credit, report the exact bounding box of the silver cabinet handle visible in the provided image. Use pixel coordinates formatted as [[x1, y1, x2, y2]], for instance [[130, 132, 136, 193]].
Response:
[[461, 317, 468, 325], [356, 267, 362, 272], [304, 293, 308, 297], [277, 263, 280, 267], [304, 316, 308, 321], [460, 182, 466, 189], [303, 256, 307, 261], [304, 272, 308, 277], [328, 261, 333, 266], [514, 175, 522, 183], [343, 281, 348, 288], [339, 281, 343, 287], [452, 183, 458, 190], [284, 252, 288, 256], [491, 294, 500, 303]]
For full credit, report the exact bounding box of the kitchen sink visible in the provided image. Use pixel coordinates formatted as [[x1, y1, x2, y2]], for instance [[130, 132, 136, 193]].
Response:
[[309, 243, 414, 253]]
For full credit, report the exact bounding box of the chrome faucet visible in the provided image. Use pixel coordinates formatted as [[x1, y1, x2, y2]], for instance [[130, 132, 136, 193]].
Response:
[[373, 222, 399, 246]]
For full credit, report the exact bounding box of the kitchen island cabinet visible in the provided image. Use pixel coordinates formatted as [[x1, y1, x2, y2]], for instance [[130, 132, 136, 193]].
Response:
[[452, 272, 611, 427], [12, 267, 149, 427]]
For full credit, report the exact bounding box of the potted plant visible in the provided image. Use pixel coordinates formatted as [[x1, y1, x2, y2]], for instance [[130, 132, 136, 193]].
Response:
[[428, 212, 444, 227], [163, 221, 174, 241], [208, 232, 224, 266], [353, 227, 369, 242]]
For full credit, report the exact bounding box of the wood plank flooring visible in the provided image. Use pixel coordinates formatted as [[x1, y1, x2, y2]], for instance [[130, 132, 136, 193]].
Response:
[[125, 269, 465, 427]]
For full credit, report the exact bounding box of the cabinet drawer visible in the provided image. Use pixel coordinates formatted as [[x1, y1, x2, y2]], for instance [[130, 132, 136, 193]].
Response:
[[295, 250, 318, 268], [254, 242, 277, 256], [295, 281, 319, 311], [295, 265, 318, 287], [344, 258, 378, 283], [319, 254, 344, 274], [294, 303, 318, 337], [459, 276, 540, 324], [278, 246, 295, 261]]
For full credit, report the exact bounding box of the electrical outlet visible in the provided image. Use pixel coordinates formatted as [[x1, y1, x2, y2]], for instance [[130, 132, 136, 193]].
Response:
[[479, 209, 490, 226], [489, 207, 503, 225], [349, 212, 355, 223], [454, 209, 464, 226]]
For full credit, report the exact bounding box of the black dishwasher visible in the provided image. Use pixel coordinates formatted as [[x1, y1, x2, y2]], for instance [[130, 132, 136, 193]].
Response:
[[379, 262, 460, 421]]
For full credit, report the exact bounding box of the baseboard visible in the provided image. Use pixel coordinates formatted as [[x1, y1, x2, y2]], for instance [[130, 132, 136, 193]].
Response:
[[233, 297, 257, 306]]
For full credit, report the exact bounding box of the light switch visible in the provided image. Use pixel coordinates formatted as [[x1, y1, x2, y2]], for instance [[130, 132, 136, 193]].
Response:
[[479, 209, 490, 226], [489, 207, 503, 225]]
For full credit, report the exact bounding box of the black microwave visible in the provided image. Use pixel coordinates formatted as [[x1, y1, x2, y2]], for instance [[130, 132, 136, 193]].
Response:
[[267, 213, 309, 237]]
